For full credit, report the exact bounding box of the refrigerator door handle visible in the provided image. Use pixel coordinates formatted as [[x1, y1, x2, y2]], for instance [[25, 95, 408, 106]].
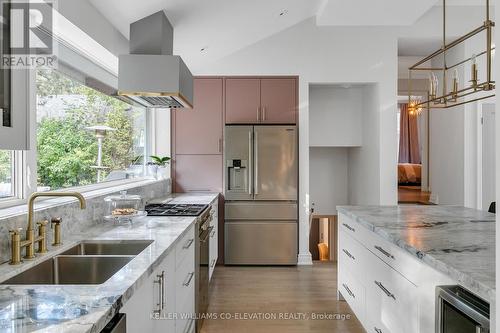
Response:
[[248, 131, 253, 195], [254, 131, 259, 196]]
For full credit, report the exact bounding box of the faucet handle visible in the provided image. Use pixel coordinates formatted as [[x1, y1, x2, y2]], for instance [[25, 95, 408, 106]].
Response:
[[9, 228, 23, 235], [37, 220, 49, 227], [51, 217, 62, 227]]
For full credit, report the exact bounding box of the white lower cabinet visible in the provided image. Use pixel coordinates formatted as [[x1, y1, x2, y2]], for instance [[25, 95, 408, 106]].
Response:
[[365, 257, 418, 333], [338, 213, 457, 333], [120, 264, 157, 332], [121, 224, 196, 333], [338, 264, 366, 324]]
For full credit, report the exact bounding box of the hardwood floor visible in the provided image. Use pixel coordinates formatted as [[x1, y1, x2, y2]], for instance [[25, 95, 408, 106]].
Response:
[[398, 185, 431, 204], [201, 262, 365, 333]]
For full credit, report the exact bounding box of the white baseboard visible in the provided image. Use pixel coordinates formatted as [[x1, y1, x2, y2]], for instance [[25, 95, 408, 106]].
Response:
[[297, 253, 313, 265]]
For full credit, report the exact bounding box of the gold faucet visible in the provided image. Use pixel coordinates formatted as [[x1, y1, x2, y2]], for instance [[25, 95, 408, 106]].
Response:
[[9, 192, 86, 265]]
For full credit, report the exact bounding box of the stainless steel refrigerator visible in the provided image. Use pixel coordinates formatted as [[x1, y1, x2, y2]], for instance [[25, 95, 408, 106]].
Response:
[[224, 125, 298, 265]]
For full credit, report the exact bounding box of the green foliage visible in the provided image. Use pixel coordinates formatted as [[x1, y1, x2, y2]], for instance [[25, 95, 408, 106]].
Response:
[[36, 70, 144, 190], [37, 111, 97, 188], [150, 155, 171, 166], [0, 150, 11, 183]]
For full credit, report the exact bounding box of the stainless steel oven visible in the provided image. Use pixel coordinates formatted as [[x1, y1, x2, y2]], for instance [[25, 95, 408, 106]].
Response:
[[196, 209, 213, 333], [436, 285, 490, 333]]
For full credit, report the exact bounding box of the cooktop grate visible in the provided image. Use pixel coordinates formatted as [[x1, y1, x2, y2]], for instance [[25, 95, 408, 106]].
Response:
[[145, 203, 208, 216]]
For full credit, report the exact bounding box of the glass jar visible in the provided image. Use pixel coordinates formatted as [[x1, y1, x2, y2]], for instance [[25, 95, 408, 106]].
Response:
[[104, 191, 146, 223]]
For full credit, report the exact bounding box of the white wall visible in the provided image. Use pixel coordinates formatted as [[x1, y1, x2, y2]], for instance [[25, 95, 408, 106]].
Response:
[[309, 147, 349, 215], [196, 18, 398, 264], [427, 43, 466, 205], [426, 32, 495, 207], [309, 84, 363, 147], [58, 0, 129, 56], [348, 84, 383, 205]]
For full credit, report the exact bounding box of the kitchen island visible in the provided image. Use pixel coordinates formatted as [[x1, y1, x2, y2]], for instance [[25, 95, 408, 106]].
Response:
[[337, 205, 495, 333], [0, 192, 218, 333]]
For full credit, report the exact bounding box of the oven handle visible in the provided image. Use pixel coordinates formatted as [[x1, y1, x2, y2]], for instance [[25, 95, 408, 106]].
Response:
[[201, 226, 214, 243]]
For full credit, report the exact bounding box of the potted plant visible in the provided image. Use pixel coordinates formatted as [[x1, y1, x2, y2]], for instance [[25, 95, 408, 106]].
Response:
[[150, 155, 171, 179]]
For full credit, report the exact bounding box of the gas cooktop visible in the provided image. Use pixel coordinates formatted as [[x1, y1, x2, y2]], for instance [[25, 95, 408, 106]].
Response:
[[145, 203, 208, 216]]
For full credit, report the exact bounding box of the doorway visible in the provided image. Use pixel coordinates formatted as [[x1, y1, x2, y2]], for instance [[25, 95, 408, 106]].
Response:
[[309, 215, 337, 261], [397, 103, 431, 204]]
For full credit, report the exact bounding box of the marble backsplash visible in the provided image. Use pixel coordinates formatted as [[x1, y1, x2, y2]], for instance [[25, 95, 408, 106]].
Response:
[[0, 179, 170, 264]]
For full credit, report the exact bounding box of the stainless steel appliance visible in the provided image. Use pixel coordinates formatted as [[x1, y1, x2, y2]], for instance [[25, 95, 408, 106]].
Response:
[[145, 203, 208, 216], [118, 11, 193, 108], [196, 209, 212, 333], [224, 125, 298, 265], [436, 285, 490, 333]]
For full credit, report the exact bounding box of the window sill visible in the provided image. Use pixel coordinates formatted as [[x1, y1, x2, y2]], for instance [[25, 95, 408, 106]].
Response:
[[0, 178, 168, 220]]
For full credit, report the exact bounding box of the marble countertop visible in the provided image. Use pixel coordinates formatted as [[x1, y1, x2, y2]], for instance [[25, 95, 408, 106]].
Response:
[[337, 205, 495, 302], [147, 192, 219, 205], [0, 192, 219, 333]]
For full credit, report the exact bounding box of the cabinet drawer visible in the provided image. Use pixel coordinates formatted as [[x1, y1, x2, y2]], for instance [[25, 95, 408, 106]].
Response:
[[339, 213, 422, 285], [176, 225, 196, 269], [366, 311, 390, 333], [365, 256, 418, 333], [338, 229, 366, 276], [338, 214, 372, 244], [338, 266, 365, 324], [363, 230, 421, 285]]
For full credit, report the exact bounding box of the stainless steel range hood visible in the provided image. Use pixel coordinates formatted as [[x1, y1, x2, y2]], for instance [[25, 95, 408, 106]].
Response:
[[118, 11, 193, 109]]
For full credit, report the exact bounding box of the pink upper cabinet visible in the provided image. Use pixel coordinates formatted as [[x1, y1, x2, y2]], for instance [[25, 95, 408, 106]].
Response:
[[174, 154, 223, 193], [260, 78, 296, 124], [225, 78, 261, 124], [174, 78, 223, 155]]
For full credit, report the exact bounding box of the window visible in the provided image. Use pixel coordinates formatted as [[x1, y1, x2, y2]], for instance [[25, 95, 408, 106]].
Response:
[[36, 69, 146, 191], [0, 150, 13, 198]]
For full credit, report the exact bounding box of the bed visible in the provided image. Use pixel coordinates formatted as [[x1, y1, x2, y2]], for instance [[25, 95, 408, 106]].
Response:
[[398, 163, 422, 186]]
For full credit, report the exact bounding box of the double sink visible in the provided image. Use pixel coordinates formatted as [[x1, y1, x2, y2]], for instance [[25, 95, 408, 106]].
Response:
[[1, 240, 153, 285]]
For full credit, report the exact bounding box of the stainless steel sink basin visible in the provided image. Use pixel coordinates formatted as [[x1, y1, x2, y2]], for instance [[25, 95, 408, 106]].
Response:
[[61, 240, 153, 256], [1, 255, 133, 285]]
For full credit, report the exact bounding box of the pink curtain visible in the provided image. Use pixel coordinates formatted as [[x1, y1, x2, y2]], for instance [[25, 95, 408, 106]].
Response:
[[399, 103, 421, 164]]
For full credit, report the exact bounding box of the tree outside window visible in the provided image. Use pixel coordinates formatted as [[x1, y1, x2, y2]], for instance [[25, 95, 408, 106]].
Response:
[[36, 69, 145, 191]]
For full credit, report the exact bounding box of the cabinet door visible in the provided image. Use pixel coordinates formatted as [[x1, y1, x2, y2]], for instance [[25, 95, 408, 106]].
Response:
[[174, 78, 223, 154], [120, 269, 156, 332], [154, 251, 176, 333], [225, 78, 260, 124], [174, 155, 222, 193], [260, 78, 296, 124]]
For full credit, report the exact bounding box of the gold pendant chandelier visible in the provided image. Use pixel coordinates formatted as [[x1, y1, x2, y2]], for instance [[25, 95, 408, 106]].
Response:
[[407, 0, 495, 112]]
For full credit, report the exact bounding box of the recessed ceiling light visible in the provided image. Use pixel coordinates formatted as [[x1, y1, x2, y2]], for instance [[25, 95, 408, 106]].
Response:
[[279, 10, 288, 17]]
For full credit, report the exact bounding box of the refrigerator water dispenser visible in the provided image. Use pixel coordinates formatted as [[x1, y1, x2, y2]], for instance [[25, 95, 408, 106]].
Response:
[[227, 159, 248, 192]]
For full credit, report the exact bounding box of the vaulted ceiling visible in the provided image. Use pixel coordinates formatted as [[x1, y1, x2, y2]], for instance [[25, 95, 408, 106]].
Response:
[[88, 0, 323, 71], [88, 0, 492, 70]]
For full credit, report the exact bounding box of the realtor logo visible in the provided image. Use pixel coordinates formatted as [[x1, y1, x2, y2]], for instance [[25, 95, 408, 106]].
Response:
[[1, 0, 57, 68]]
